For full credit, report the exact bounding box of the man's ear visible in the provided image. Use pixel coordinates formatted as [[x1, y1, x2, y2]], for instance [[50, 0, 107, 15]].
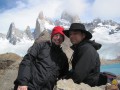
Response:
[[82, 33, 86, 39]]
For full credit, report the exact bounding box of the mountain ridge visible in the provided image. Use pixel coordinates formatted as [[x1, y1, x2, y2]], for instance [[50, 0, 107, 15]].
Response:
[[0, 11, 120, 60]]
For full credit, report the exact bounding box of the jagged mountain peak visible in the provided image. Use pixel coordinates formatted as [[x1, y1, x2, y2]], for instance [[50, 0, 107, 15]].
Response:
[[0, 33, 6, 39], [102, 20, 118, 26], [10, 22, 15, 27], [55, 11, 80, 27], [7, 22, 17, 39], [25, 26, 30, 31], [6, 23, 23, 45], [8, 22, 16, 32], [91, 18, 119, 26], [61, 11, 72, 21], [1, 11, 120, 60], [33, 12, 54, 39], [38, 11, 44, 20], [35, 30, 50, 43], [34, 18, 45, 39], [72, 15, 81, 23], [24, 26, 34, 40], [6, 23, 34, 45], [93, 18, 102, 25], [61, 11, 80, 23]]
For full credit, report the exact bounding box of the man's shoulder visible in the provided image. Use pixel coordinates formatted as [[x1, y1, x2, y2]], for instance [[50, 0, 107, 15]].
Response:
[[79, 42, 91, 48], [28, 40, 50, 53], [35, 40, 51, 46], [78, 42, 95, 51]]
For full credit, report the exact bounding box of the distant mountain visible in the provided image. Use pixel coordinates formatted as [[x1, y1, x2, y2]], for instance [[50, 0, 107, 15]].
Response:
[[35, 30, 50, 43], [0, 33, 6, 39], [6, 23, 33, 45], [33, 11, 54, 39], [87, 19, 120, 59], [24, 26, 34, 40], [61, 11, 81, 23], [0, 11, 120, 60], [84, 18, 120, 33], [55, 11, 80, 28], [6, 23, 23, 45]]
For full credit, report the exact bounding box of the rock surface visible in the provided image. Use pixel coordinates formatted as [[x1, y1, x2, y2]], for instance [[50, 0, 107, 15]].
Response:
[[54, 79, 103, 90], [0, 53, 22, 90]]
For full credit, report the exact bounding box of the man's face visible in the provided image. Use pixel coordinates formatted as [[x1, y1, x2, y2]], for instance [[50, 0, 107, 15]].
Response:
[[69, 31, 86, 45], [52, 33, 64, 45]]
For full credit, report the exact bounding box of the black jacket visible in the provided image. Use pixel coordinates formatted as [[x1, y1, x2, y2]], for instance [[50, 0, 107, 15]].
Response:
[[14, 41, 69, 90], [71, 40, 101, 86]]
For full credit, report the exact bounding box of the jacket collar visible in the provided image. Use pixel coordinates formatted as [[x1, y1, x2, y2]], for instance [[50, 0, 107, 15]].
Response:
[[70, 40, 88, 50], [50, 41, 62, 52]]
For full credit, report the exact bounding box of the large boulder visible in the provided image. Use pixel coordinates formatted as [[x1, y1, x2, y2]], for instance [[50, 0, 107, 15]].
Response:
[[0, 53, 22, 90], [54, 79, 103, 90]]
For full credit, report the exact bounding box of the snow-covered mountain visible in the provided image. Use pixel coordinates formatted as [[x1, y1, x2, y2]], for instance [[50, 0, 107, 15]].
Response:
[[55, 11, 80, 29], [24, 26, 34, 40], [0, 33, 6, 39], [83, 18, 120, 59], [33, 11, 55, 39], [6, 23, 33, 45], [0, 12, 120, 60], [90, 21, 120, 59], [85, 18, 119, 30]]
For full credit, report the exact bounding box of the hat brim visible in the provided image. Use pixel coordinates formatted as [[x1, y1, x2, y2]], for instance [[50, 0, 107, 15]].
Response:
[[63, 29, 92, 39]]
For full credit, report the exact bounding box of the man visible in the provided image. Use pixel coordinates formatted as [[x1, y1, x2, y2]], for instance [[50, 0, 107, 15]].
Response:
[[63, 23, 101, 86], [14, 26, 69, 90]]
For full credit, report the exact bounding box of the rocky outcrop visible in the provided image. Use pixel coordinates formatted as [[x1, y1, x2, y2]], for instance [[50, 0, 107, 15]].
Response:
[[72, 15, 81, 23], [0, 53, 22, 90], [0, 53, 22, 61], [24, 26, 34, 40], [6, 23, 23, 45], [6, 23, 34, 45], [0, 33, 6, 39], [34, 11, 54, 39], [34, 12, 45, 39], [84, 18, 120, 34], [55, 11, 80, 27], [61, 11, 74, 23], [61, 11, 80, 23], [0, 52, 22, 72], [102, 20, 118, 26], [35, 30, 50, 43], [54, 79, 103, 90]]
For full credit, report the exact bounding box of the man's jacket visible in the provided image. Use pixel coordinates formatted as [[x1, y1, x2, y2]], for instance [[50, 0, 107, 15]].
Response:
[[71, 40, 101, 86], [14, 41, 69, 90]]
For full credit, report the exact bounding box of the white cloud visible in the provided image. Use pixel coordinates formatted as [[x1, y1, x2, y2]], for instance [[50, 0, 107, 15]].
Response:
[[0, 38, 34, 56], [92, 0, 120, 19], [0, 0, 120, 34], [60, 0, 88, 16], [0, 0, 62, 34]]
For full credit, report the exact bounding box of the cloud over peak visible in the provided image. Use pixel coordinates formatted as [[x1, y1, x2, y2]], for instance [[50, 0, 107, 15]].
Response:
[[0, 0, 119, 34]]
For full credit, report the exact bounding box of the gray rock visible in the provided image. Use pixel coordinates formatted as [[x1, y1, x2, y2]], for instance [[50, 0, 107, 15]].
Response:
[[33, 11, 54, 39], [24, 26, 34, 40], [55, 11, 80, 27], [6, 23, 23, 45], [0, 33, 6, 39], [55, 79, 103, 90]]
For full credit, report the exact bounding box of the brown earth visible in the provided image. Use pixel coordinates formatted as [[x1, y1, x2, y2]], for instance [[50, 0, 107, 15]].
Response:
[[0, 53, 22, 90], [101, 59, 120, 65]]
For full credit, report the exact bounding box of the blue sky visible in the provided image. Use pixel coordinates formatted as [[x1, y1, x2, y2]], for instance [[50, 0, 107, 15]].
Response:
[[0, 0, 27, 12], [0, 0, 120, 34]]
